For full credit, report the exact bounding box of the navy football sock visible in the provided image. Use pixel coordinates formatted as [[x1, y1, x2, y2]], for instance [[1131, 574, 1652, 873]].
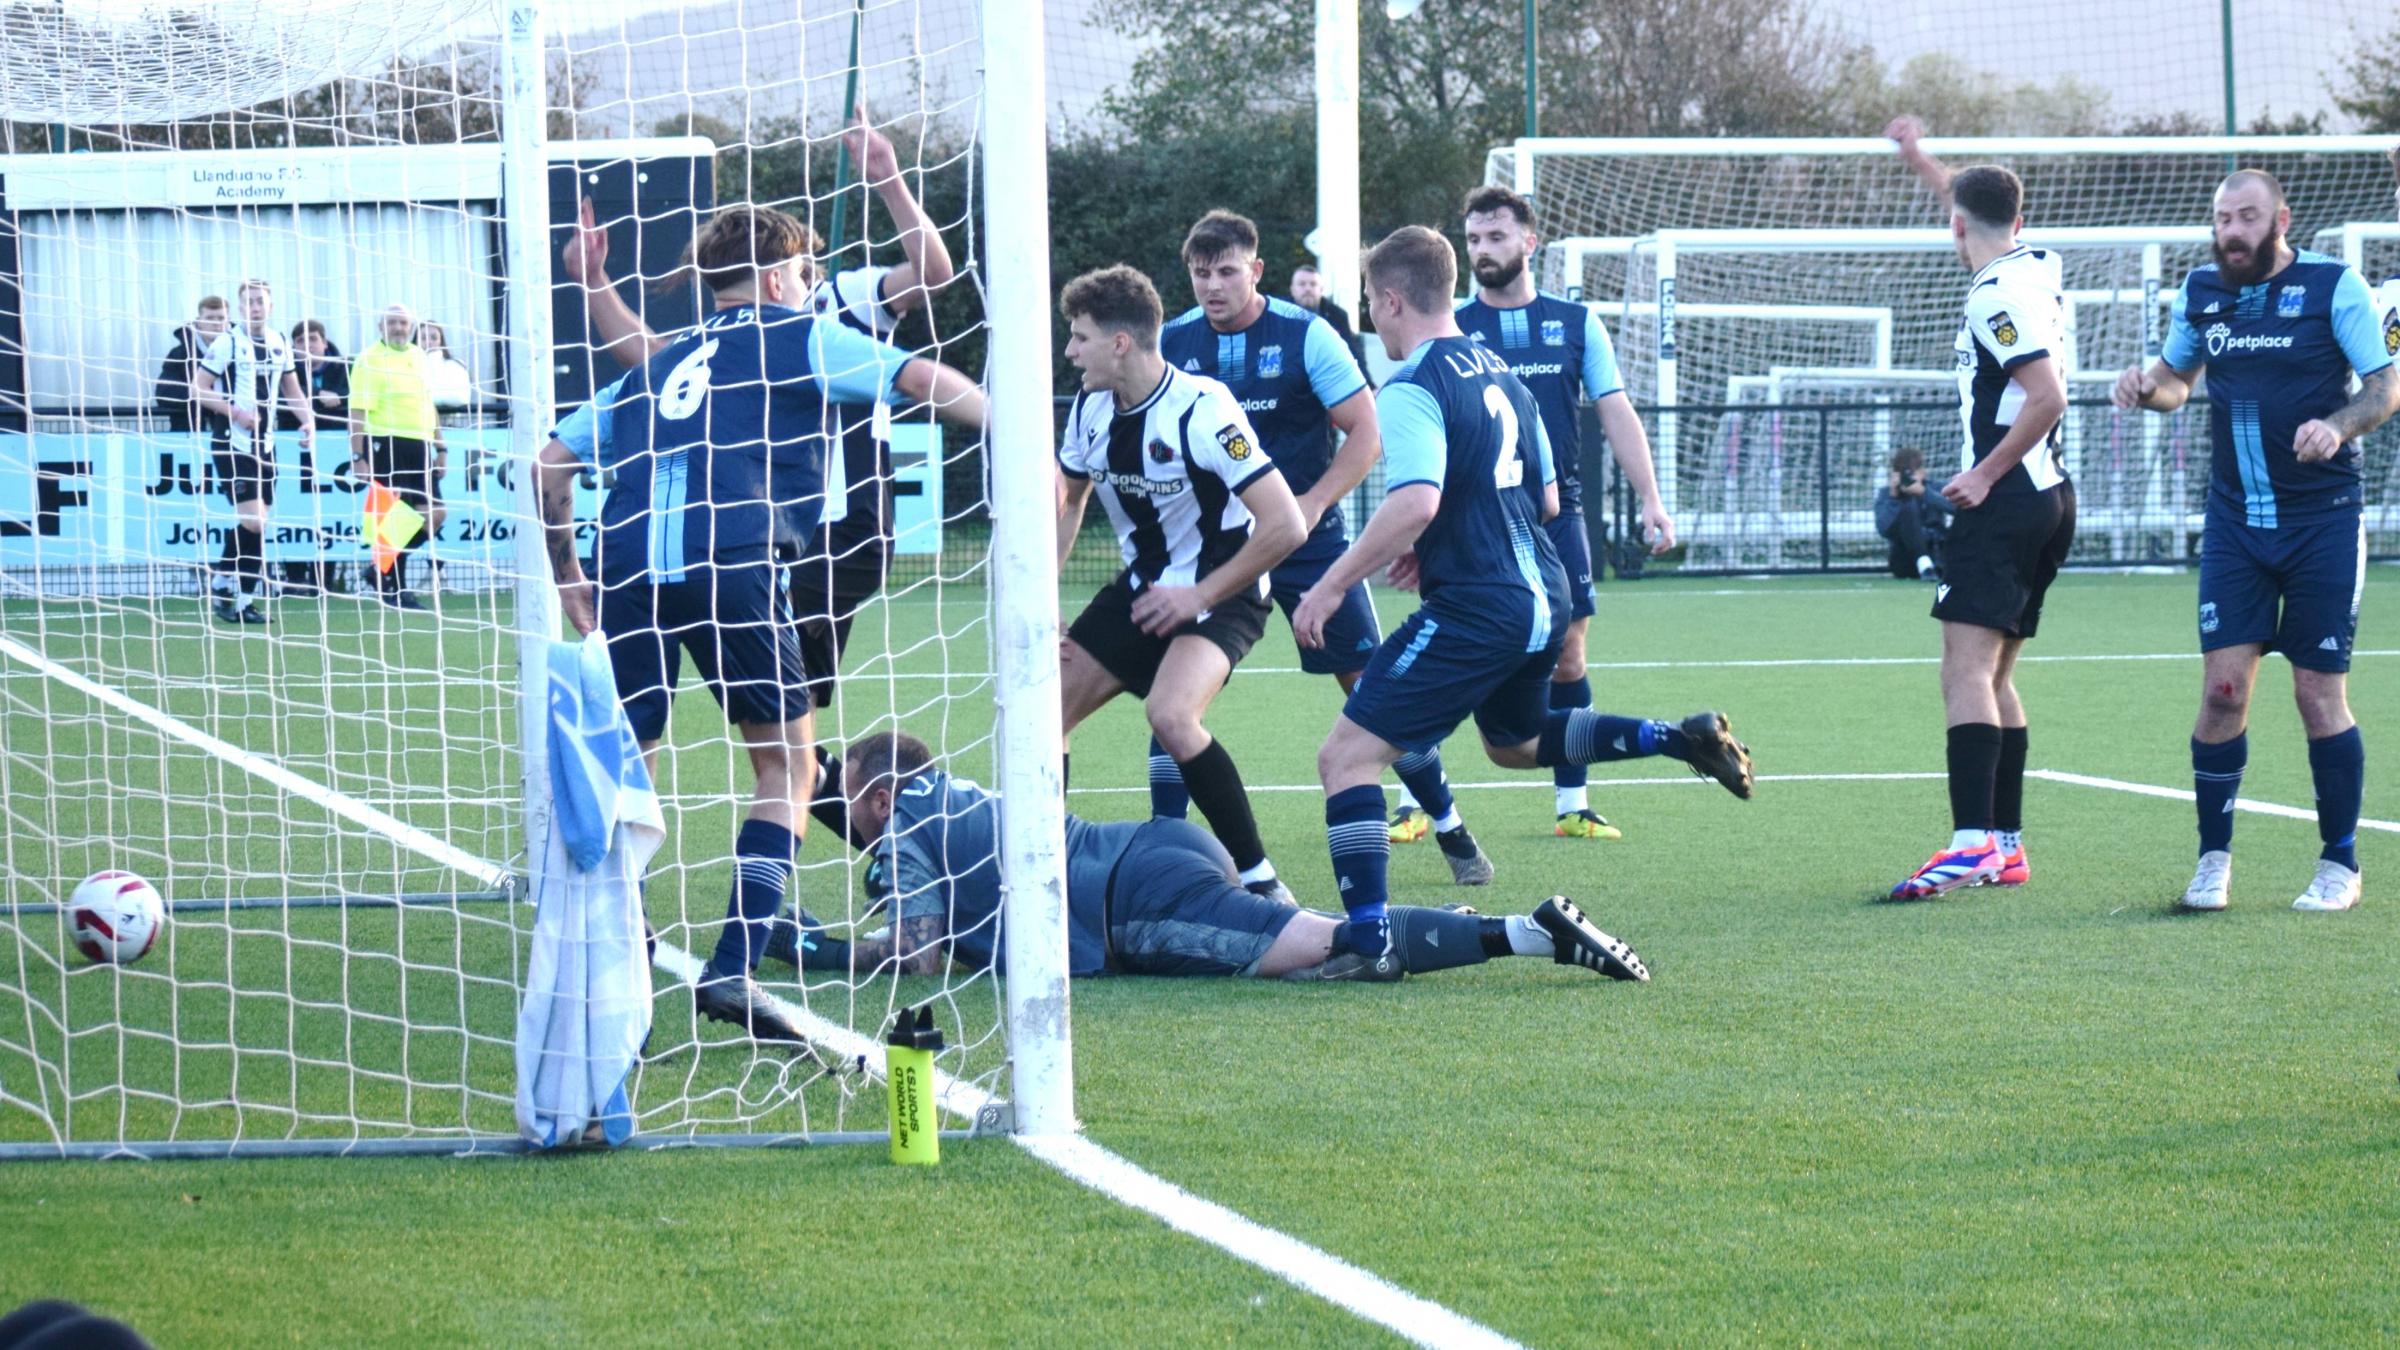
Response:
[[1324, 784, 1389, 953], [2193, 733, 2246, 856], [1392, 749, 1456, 825], [1994, 725, 2030, 834], [1535, 709, 1674, 766], [1147, 735, 1190, 820], [1389, 906, 1491, 974], [2308, 727, 2363, 871], [706, 818, 797, 981], [1549, 678, 1592, 791]]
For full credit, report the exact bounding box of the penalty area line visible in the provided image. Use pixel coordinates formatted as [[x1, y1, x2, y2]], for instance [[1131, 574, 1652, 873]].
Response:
[[2, 633, 1512, 1349], [1070, 770, 1946, 797], [2030, 768, 2400, 834]]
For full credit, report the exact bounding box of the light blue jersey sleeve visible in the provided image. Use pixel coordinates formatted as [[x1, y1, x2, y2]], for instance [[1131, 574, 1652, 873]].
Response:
[[1533, 412, 1556, 486], [2331, 268, 2396, 377], [1377, 381, 1447, 491], [808, 319, 910, 405], [1581, 310, 1624, 400], [2162, 286, 2203, 370], [550, 372, 629, 466], [1303, 315, 1369, 409]]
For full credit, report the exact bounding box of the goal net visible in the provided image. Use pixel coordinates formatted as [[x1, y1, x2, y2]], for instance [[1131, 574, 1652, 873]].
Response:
[[1492, 137, 2400, 571], [0, 0, 1066, 1156]]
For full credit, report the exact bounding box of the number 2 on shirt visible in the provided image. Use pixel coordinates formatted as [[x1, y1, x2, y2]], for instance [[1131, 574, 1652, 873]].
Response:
[[1484, 385, 1523, 489]]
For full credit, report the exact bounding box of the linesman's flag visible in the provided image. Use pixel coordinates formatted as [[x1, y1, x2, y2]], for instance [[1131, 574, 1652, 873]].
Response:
[[363, 482, 425, 576]]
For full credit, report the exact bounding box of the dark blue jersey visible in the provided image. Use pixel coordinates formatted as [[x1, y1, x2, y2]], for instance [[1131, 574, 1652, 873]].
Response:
[[885, 770, 1133, 976], [1453, 291, 1622, 514], [1379, 335, 1566, 653], [2163, 251, 2392, 529], [1160, 296, 1367, 540], [589, 303, 905, 583]]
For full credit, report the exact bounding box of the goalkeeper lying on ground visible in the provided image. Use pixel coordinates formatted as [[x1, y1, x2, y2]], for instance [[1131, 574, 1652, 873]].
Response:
[[768, 731, 1647, 983]]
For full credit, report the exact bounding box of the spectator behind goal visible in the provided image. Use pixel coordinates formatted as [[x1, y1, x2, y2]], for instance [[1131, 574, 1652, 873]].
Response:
[[284, 319, 350, 434], [1874, 445, 1952, 580], [154, 296, 228, 433], [413, 319, 474, 409]]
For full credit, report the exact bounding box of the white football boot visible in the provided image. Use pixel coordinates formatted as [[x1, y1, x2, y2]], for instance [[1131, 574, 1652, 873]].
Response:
[[2179, 850, 2232, 911], [2292, 860, 2362, 913]]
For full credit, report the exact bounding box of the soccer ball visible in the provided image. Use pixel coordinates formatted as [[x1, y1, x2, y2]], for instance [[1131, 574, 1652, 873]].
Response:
[[66, 870, 166, 965]]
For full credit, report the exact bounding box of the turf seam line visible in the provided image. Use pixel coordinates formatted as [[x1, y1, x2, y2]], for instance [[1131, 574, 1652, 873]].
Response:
[[1015, 1133, 1523, 1350], [2030, 769, 2400, 834]]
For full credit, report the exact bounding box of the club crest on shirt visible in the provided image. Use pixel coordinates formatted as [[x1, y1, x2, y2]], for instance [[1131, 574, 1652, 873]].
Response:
[[2383, 308, 2399, 355], [1215, 425, 1254, 461], [1540, 318, 1566, 346], [1256, 345, 1283, 379], [1148, 437, 1174, 464], [1986, 311, 2018, 346], [2276, 285, 2306, 317]]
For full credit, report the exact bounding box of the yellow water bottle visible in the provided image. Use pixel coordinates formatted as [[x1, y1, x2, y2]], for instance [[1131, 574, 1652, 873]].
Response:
[[885, 1004, 943, 1165]]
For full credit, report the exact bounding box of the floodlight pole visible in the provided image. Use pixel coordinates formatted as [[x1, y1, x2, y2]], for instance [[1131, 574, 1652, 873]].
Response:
[[1314, 0, 1361, 321]]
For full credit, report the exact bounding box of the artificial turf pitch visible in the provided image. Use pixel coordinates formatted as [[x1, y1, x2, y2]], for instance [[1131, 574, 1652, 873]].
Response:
[[5, 567, 2398, 1345]]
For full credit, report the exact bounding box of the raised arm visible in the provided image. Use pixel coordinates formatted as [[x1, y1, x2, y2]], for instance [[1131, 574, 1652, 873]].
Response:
[[890, 355, 987, 431], [846, 109, 955, 317], [1886, 116, 1953, 214], [561, 198, 670, 370]]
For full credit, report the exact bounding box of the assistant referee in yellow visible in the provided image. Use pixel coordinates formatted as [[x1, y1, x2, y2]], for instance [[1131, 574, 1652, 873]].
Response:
[[349, 302, 448, 610]]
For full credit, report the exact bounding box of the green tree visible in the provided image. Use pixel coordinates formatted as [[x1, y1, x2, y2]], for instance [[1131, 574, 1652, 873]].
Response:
[[2334, 15, 2400, 130]]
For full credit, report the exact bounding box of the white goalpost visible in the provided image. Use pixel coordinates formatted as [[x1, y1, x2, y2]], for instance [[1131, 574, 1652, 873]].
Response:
[[0, 0, 1073, 1157], [1495, 135, 2400, 572]]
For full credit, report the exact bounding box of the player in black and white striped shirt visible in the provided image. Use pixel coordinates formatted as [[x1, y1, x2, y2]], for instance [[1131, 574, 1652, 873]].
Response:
[[1054, 265, 1306, 901], [1885, 119, 2076, 901], [194, 278, 313, 625]]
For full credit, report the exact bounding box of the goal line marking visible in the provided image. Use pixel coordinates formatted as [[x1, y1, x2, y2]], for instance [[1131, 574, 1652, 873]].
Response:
[[2028, 768, 2400, 834], [2, 633, 1516, 1350]]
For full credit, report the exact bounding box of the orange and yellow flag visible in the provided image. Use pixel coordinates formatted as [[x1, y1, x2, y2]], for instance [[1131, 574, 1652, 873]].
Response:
[[362, 482, 426, 575]]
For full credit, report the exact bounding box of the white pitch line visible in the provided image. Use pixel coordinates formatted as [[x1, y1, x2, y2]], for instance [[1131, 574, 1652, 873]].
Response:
[[0, 633, 510, 889], [1018, 1132, 1521, 1350], [1071, 771, 1945, 796], [776, 648, 2400, 682], [6, 635, 1510, 1348], [2030, 768, 2400, 834]]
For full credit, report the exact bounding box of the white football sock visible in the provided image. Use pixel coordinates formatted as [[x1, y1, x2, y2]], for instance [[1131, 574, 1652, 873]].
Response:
[[1238, 861, 1277, 886], [1916, 554, 1936, 576], [1394, 784, 1421, 812], [1997, 830, 2023, 853], [1555, 785, 1589, 815], [1503, 914, 1551, 957], [1949, 828, 1993, 852], [1432, 807, 1463, 833]]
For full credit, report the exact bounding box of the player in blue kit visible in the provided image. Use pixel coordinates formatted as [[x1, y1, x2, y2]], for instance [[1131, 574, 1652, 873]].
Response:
[[764, 731, 1648, 985], [2114, 168, 2399, 914], [1295, 227, 1753, 976], [534, 203, 985, 1045], [1146, 212, 1504, 881], [1449, 185, 1679, 845]]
